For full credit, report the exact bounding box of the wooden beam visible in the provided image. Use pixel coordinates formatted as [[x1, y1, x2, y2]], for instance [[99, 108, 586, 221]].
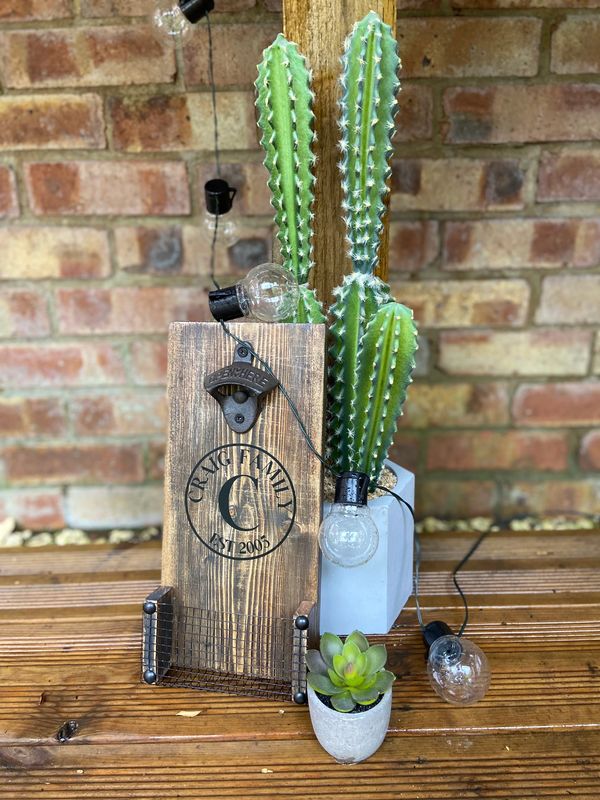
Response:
[[283, 0, 396, 306]]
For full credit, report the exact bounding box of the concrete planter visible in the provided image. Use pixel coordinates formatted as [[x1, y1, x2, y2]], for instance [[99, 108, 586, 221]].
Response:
[[319, 460, 415, 635], [307, 685, 393, 763]]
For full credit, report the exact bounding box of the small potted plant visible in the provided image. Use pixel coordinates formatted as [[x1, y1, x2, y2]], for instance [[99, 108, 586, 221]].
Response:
[[305, 630, 396, 763]]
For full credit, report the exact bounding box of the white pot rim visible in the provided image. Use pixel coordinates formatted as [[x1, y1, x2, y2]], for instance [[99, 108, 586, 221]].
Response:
[[367, 459, 400, 509], [307, 684, 392, 720]]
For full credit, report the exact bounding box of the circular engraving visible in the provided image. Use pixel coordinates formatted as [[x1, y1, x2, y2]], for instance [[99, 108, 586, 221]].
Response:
[[185, 444, 297, 561]]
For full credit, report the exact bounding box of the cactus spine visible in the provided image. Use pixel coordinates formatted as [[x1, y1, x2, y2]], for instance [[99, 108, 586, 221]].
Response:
[[338, 11, 400, 274], [328, 12, 417, 483], [255, 34, 325, 323]]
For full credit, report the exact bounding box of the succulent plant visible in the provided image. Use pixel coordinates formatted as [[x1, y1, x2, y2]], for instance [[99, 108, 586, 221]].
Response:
[[306, 630, 396, 713], [327, 12, 418, 483], [255, 33, 325, 323]]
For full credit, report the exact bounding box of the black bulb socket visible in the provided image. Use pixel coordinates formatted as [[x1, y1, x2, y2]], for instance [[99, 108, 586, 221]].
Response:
[[208, 285, 243, 322], [334, 471, 370, 507], [205, 178, 236, 216], [422, 620, 455, 651], [179, 0, 215, 24]]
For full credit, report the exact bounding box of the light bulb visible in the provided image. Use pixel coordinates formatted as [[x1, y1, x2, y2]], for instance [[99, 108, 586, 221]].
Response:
[[209, 263, 299, 323], [318, 472, 379, 568], [151, 0, 194, 43], [151, 0, 214, 44], [424, 622, 490, 706], [200, 178, 239, 249]]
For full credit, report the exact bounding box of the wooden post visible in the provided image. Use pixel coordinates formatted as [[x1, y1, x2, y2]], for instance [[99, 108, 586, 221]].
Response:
[[283, 0, 396, 306]]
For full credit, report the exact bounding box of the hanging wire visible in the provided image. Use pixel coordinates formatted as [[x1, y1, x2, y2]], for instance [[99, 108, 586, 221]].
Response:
[[205, 10, 221, 178]]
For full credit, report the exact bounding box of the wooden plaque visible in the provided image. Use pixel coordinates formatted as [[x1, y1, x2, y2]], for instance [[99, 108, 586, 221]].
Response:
[[159, 322, 326, 684]]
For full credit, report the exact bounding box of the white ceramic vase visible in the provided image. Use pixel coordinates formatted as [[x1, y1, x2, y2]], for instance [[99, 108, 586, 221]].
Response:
[[307, 685, 392, 763], [319, 460, 415, 635]]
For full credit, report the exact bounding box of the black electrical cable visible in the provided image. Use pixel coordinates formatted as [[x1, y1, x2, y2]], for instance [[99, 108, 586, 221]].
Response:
[[205, 10, 221, 178]]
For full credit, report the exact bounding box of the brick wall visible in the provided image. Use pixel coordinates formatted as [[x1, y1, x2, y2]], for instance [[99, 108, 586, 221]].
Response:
[[0, 0, 599, 529]]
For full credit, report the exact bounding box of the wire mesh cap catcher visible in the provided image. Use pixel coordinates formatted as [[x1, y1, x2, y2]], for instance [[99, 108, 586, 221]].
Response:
[[142, 587, 311, 703]]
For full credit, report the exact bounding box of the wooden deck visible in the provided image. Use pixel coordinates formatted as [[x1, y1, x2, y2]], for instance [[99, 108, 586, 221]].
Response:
[[1, 529, 600, 799]]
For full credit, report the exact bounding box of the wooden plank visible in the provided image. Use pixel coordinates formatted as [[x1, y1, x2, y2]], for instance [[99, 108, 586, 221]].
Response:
[[282, 0, 396, 304], [161, 322, 325, 680]]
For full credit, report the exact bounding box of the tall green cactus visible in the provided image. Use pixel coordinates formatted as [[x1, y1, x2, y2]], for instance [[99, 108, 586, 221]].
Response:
[[354, 304, 418, 484], [327, 12, 417, 483], [338, 11, 400, 274], [255, 33, 324, 323]]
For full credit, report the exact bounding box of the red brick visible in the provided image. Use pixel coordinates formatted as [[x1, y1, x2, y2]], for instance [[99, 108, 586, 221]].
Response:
[[0, 167, 18, 218], [551, 17, 600, 75], [443, 218, 600, 270], [147, 441, 165, 481], [427, 431, 569, 472], [57, 287, 211, 335], [388, 433, 421, 474], [71, 392, 167, 436], [80, 0, 154, 15], [109, 92, 257, 152], [0, 0, 71, 20], [400, 382, 510, 429], [536, 275, 600, 324], [394, 85, 433, 142], [0, 398, 66, 438], [2, 444, 144, 485], [418, 480, 498, 518], [537, 149, 600, 202], [391, 158, 527, 211], [183, 23, 280, 87], [0, 344, 126, 388], [389, 221, 439, 274], [513, 382, 600, 427], [439, 330, 592, 377], [444, 84, 600, 144], [0, 227, 110, 279], [130, 341, 168, 385], [25, 161, 190, 216], [391, 279, 529, 328], [453, 0, 600, 7], [114, 222, 272, 279], [2, 27, 175, 89], [399, 18, 541, 78], [65, 486, 163, 529], [197, 161, 272, 216], [580, 431, 600, 470], [0, 289, 50, 339], [0, 95, 104, 151], [0, 489, 65, 531], [502, 480, 600, 517]]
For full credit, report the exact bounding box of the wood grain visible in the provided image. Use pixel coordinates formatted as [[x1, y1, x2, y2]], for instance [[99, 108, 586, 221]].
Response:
[[161, 322, 326, 678], [283, 0, 396, 305], [2, 529, 600, 797]]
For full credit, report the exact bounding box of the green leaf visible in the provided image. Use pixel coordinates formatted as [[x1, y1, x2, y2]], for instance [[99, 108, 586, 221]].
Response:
[[350, 685, 380, 705], [328, 668, 346, 688], [331, 690, 356, 713], [346, 630, 370, 653], [320, 633, 343, 667], [342, 640, 362, 664], [332, 654, 347, 679], [305, 649, 328, 675], [365, 644, 387, 675], [373, 669, 396, 694], [307, 673, 338, 696], [295, 284, 326, 323]]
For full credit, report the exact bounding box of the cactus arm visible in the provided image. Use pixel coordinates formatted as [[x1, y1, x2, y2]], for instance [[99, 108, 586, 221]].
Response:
[[296, 284, 326, 324], [354, 303, 418, 483], [338, 12, 400, 275], [255, 34, 316, 287], [327, 273, 391, 471]]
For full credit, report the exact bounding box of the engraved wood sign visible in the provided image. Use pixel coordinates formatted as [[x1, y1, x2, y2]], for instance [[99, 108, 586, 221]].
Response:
[[143, 322, 326, 701]]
